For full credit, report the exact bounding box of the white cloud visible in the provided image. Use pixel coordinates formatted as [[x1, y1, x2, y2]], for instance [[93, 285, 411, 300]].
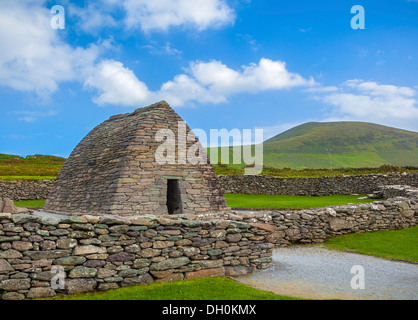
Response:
[[68, 2, 117, 34], [84, 60, 151, 107], [122, 0, 235, 32], [0, 1, 100, 99], [304, 86, 339, 93], [141, 41, 183, 56], [318, 80, 418, 130], [0, 1, 313, 110], [157, 74, 225, 106], [190, 59, 316, 95], [60, 0, 236, 34], [84, 58, 316, 107]]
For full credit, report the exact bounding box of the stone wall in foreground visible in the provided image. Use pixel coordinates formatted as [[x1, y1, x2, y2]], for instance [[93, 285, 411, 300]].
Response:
[[218, 173, 418, 196], [1, 183, 417, 300], [0, 213, 274, 300]]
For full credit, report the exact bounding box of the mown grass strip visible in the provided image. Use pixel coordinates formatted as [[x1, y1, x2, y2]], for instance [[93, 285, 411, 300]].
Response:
[[14, 199, 46, 208], [322, 226, 418, 262], [224, 194, 377, 209], [41, 277, 300, 300]]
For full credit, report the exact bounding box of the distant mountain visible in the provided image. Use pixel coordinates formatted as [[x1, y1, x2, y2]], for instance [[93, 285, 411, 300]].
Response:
[[207, 121, 418, 169], [262, 121, 418, 169]]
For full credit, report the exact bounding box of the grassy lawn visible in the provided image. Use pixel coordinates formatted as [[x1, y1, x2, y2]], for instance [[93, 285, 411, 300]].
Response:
[[14, 195, 375, 210], [42, 277, 300, 300], [224, 194, 377, 209], [322, 226, 418, 262], [14, 199, 46, 208], [14, 195, 376, 210]]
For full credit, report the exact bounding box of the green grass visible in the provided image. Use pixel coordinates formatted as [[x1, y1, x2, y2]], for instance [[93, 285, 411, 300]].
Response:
[[14, 195, 376, 210], [262, 152, 390, 170], [0, 154, 65, 179], [322, 226, 418, 262], [0, 176, 57, 181], [14, 199, 46, 208], [42, 277, 300, 300], [224, 194, 378, 209]]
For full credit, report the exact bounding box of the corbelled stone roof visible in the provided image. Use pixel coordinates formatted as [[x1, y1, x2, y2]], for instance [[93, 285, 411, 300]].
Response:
[[44, 101, 227, 216]]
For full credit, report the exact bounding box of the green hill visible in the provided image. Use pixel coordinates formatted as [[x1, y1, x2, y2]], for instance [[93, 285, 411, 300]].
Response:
[[208, 121, 418, 169]]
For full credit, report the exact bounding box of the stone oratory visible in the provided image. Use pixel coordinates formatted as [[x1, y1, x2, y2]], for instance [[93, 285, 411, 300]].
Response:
[[44, 101, 228, 216]]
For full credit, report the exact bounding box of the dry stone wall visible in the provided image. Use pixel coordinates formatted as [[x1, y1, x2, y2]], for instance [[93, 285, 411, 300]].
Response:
[[2, 173, 417, 202], [0, 213, 274, 300], [220, 186, 418, 246], [218, 173, 418, 196], [233, 201, 416, 247], [1, 186, 417, 300], [0, 180, 54, 201]]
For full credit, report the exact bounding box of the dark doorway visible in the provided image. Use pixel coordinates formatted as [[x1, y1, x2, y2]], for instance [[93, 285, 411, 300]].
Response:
[[167, 179, 182, 215]]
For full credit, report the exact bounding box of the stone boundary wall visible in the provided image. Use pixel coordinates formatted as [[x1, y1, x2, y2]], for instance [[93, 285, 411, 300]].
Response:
[[1, 186, 417, 300], [228, 199, 417, 247], [1, 173, 418, 201], [0, 180, 55, 201], [218, 173, 418, 196], [0, 213, 274, 300]]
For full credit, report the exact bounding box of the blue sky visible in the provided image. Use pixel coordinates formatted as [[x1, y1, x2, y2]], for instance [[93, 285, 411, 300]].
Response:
[[1, 0, 418, 157]]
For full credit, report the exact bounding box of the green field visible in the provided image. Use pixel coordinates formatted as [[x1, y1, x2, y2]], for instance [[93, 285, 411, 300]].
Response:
[[0, 154, 64, 179], [224, 194, 378, 209], [262, 152, 391, 169], [41, 277, 299, 300], [323, 226, 418, 262], [0, 176, 57, 181]]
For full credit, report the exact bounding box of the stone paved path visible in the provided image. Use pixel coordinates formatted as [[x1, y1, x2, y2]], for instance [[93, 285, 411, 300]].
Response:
[[236, 246, 418, 300]]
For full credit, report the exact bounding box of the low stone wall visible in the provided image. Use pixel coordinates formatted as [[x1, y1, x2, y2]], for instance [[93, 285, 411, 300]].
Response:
[[0, 213, 274, 300], [220, 186, 418, 247], [238, 202, 416, 247], [0, 180, 54, 201], [1, 173, 418, 201], [1, 186, 416, 300], [218, 173, 418, 196]]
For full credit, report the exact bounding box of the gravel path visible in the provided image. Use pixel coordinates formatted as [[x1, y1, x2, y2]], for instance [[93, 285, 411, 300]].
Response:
[[236, 246, 418, 300]]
